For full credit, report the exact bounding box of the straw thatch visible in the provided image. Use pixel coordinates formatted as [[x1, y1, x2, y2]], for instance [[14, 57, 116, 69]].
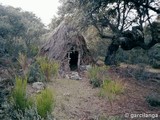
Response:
[[40, 21, 94, 71]]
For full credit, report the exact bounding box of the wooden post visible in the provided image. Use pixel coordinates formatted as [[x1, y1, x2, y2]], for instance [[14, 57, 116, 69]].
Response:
[[77, 52, 80, 70]]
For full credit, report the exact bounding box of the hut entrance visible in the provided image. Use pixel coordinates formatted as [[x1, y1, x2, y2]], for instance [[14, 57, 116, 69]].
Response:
[[69, 51, 78, 71]]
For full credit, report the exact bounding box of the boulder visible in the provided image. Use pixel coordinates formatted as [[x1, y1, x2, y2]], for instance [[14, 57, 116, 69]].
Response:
[[32, 82, 45, 91], [86, 65, 92, 71], [70, 72, 82, 80]]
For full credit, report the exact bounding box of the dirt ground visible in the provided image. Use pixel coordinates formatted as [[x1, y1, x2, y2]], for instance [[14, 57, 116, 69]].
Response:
[[46, 66, 160, 120], [26, 67, 160, 120]]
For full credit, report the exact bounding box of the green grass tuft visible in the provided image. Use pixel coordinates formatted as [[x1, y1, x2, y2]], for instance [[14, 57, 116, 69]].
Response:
[[87, 66, 109, 87], [36, 56, 60, 81], [99, 79, 124, 100], [36, 88, 55, 118], [12, 77, 33, 111]]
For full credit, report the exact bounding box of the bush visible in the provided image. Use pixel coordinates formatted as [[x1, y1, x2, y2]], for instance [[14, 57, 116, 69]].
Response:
[[102, 80, 124, 94], [27, 44, 39, 57], [12, 77, 33, 111], [5, 80, 55, 119], [36, 88, 55, 118], [99, 79, 124, 100], [27, 62, 45, 83], [88, 66, 108, 87], [4, 105, 42, 120], [17, 52, 30, 77], [2, 102, 55, 120], [99, 79, 124, 109], [37, 57, 60, 81], [146, 93, 160, 107]]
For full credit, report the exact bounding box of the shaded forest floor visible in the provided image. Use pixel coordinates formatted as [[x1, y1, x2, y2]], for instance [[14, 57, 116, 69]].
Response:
[[43, 65, 160, 120]]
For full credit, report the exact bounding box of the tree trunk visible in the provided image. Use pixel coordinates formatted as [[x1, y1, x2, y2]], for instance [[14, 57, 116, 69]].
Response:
[[105, 36, 159, 65]]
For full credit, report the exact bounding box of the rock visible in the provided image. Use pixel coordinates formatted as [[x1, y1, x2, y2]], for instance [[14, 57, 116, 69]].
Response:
[[80, 65, 87, 71], [32, 82, 45, 90], [96, 60, 105, 66], [65, 74, 70, 79], [86, 65, 92, 71], [63, 92, 70, 97], [70, 72, 82, 80], [80, 65, 92, 71]]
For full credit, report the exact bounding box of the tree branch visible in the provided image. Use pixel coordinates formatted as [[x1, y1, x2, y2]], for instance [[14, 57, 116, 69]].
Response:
[[131, 0, 160, 14], [140, 39, 159, 50]]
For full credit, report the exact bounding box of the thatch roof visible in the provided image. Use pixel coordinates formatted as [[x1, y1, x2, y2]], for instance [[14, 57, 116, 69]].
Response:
[[40, 21, 94, 71]]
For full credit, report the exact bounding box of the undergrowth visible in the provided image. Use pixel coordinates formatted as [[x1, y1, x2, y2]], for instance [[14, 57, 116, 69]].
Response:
[[11, 77, 33, 111], [87, 66, 109, 87], [27, 62, 45, 83], [11, 77, 55, 119], [37, 57, 60, 81], [17, 53, 29, 77], [36, 88, 55, 118], [99, 79, 125, 108]]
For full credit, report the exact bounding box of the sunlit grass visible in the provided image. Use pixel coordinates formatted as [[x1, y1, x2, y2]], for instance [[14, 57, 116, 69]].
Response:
[[99, 79, 125, 109], [36, 56, 60, 81], [36, 88, 55, 118], [87, 66, 109, 87], [17, 52, 29, 77], [12, 77, 33, 111]]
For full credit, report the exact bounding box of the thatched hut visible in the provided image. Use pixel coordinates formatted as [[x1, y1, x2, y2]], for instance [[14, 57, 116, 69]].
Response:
[[40, 21, 94, 71]]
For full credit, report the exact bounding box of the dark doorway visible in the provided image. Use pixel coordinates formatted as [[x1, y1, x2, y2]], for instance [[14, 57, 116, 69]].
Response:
[[69, 51, 78, 71]]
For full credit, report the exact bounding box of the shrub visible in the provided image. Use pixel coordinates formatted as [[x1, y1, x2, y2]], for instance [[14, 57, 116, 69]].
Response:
[[12, 77, 33, 111], [2, 102, 55, 120], [4, 105, 42, 120], [37, 57, 60, 81], [102, 80, 124, 94], [17, 52, 30, 77], [99, 79, 124, 101], [27, 62, 45, 83], [146, 93, 160, 107], [51, 61, 60, 78], [88, 66, 108, 87], [27, 44, 39, 57], [36, 88, 55, 118]]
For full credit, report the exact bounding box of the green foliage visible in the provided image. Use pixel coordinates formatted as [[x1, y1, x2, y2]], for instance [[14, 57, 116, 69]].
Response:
[[101, 80, 124, 95], [2, 102, 55, 120], [84, 25, 111, 59], [27, 45, 39, 57], [6, 77, 55, 119], [49, 15, 63, 30], [99, 79, 124, 100], [5, 78, 55, 119], [88, 66, 109, 87], [36, 88, 55, 118], [148, 45, 160, 68], [27, 56, 60, 83], [12, 77, 33, 111], [0, 5, 46, 58], [53, 0, 160, 67], [18, 52, 29, 76], [37, 57, 60, 81], [146, 93, 160, 107], [4, 105, 42, 120], [27, 62, 45, 83], [99, 79, 124, 109]]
